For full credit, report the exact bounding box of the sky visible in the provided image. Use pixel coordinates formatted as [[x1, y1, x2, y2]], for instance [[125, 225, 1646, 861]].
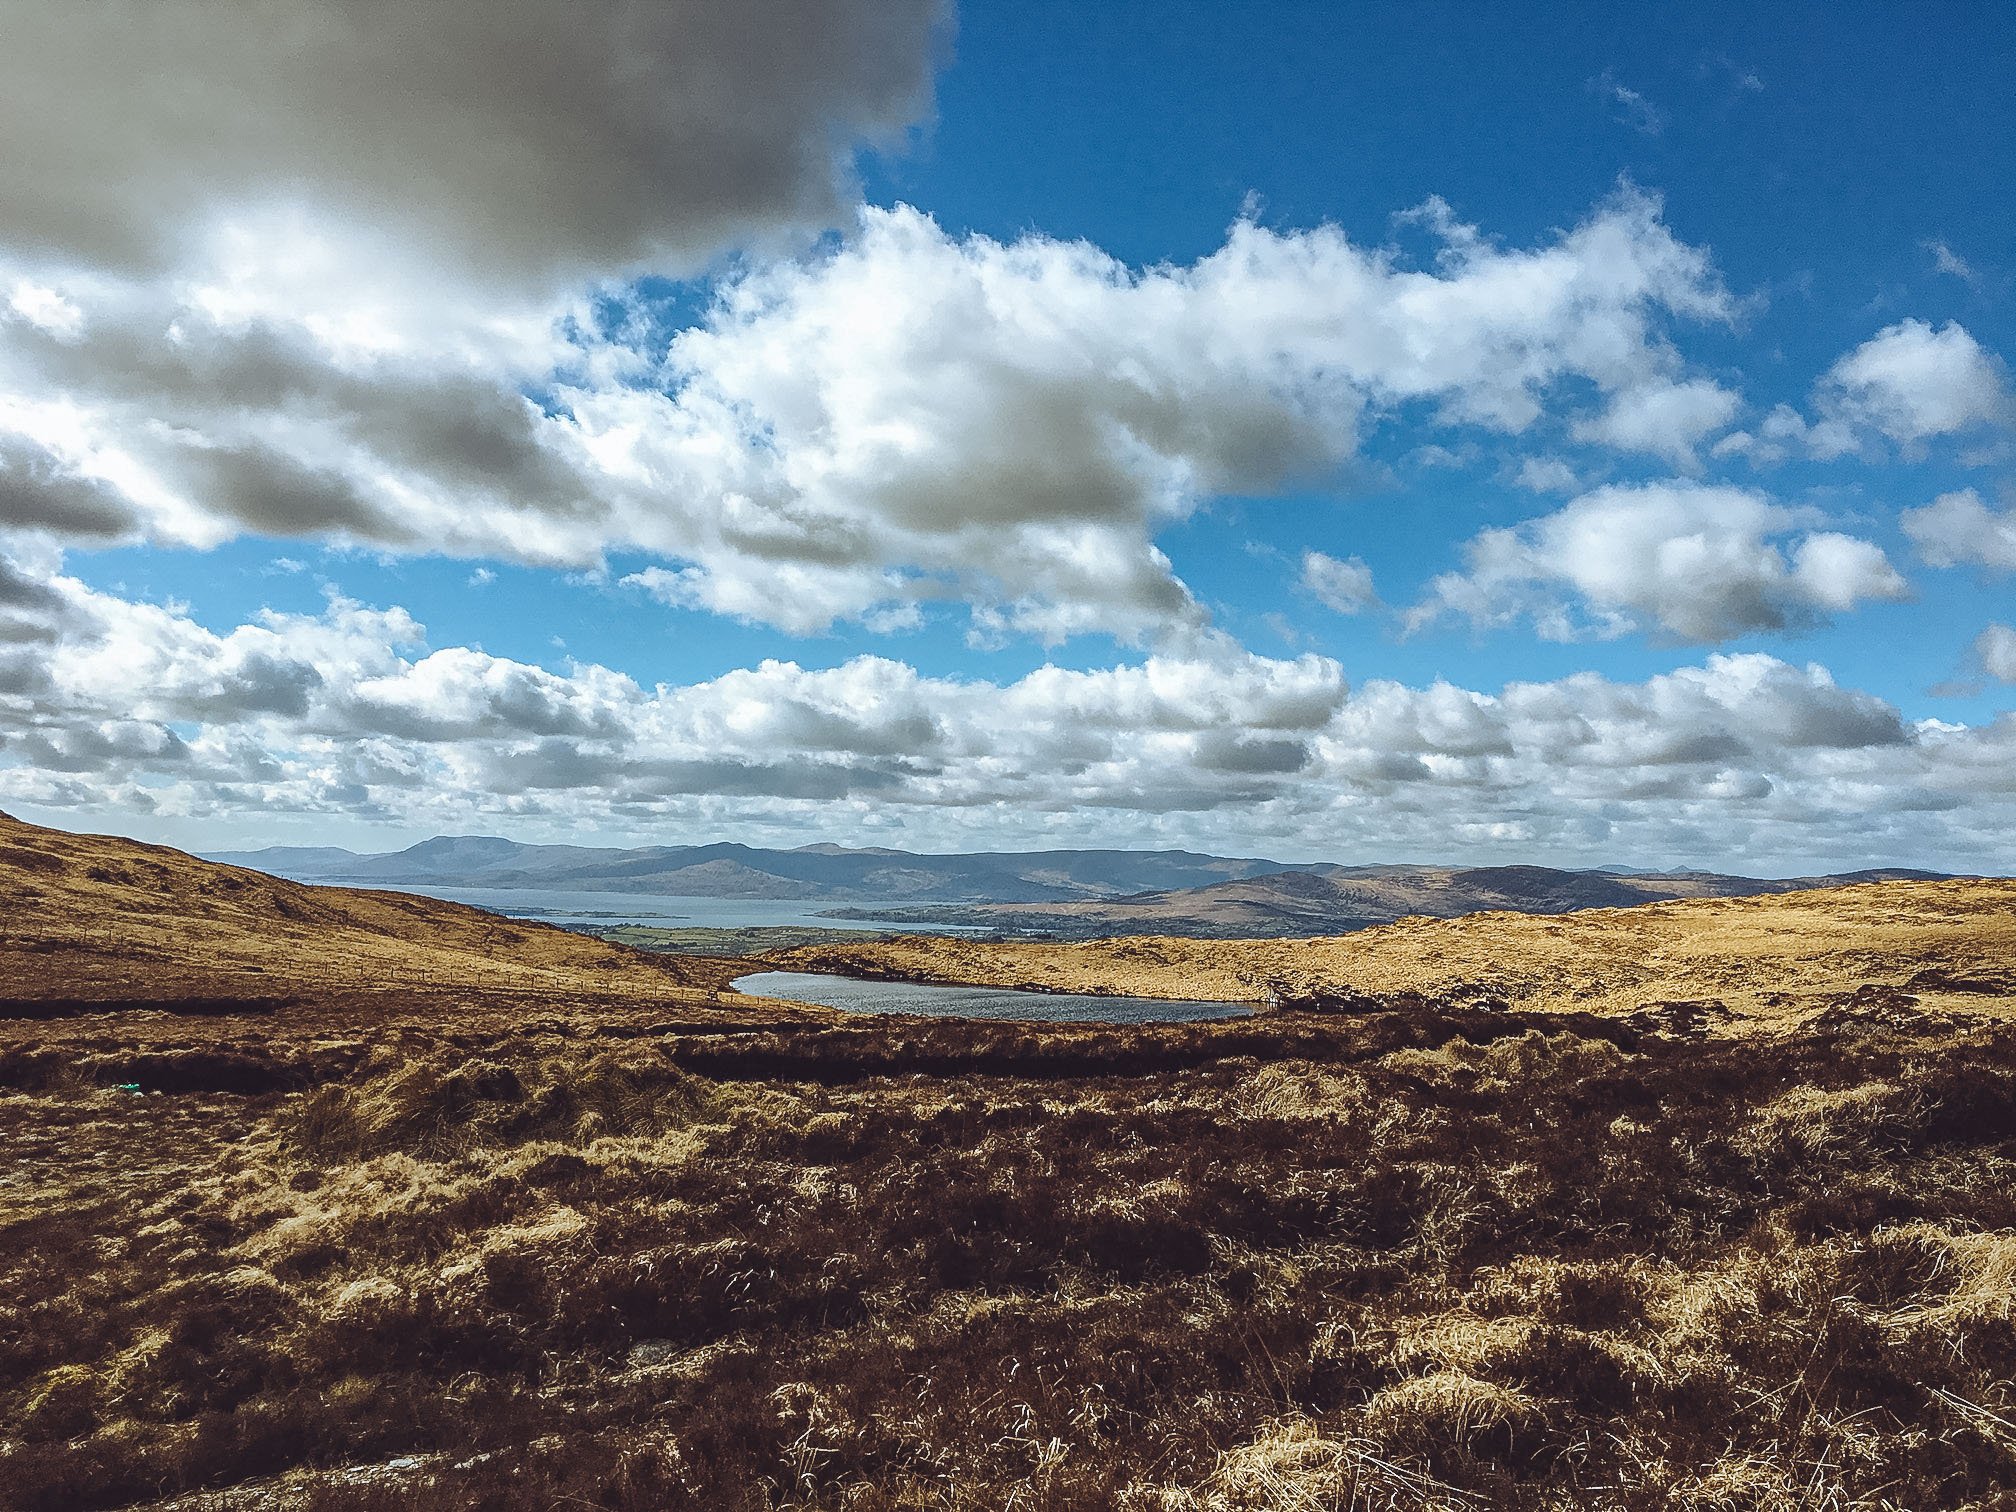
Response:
[[1, 0, 2012, 872]]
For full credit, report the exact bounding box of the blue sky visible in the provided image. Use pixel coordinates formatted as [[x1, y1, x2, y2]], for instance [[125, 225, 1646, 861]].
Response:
[[1, 1, 2012, 869]]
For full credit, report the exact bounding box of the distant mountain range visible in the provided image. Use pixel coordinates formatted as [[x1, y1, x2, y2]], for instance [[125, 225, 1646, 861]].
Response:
[[205, 836, 1339, 904], [818, 862, 1959, 937], [205, 835, 1957, 936]]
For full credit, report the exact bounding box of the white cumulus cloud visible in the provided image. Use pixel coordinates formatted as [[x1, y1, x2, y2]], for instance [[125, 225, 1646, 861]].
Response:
[[1300, 552, 1379, 615], [0, 189, 1741, 644], [1717, 323, 2012, 464], [1901, 489, 2016, 573], [5, 552, 2012, 872], [1978, 624, 2016, 684], [1818, 319, 2012, 446], [1571, 377, 1741, 464], [566, 191, 1736, 638], [1411, 482, 1910, 643]]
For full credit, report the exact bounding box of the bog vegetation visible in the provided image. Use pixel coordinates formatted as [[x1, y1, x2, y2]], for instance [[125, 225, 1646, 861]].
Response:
[[3, 814, 2015, 1509]]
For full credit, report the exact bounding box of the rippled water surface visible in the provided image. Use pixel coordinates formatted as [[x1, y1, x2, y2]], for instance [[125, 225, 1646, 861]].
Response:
[[732, 970, 1254, 1023]]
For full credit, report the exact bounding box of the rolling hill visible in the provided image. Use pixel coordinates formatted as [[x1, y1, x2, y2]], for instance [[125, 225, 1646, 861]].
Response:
[[785, 874, 2016, 1032], [0, 810, 739, 1008]]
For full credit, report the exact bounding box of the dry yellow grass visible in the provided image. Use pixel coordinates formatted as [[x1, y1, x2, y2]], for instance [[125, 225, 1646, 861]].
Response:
[[0, 809, 750, 1008], [783, 878, 2016, 1032]]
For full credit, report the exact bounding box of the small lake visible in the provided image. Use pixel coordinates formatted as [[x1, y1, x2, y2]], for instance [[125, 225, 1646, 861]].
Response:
[[731, 970, 1255, 1023]]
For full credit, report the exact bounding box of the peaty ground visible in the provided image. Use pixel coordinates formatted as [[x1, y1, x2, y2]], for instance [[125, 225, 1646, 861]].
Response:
[[3, 813, 2015, 1509]]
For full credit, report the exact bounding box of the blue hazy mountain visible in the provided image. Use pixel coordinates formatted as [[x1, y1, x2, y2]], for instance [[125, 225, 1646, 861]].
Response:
[[205, 836, 1340, 903], [207, 835, 1955, 924]]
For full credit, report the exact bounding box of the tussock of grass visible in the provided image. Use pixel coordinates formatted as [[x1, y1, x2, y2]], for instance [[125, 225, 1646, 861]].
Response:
[[1176, 1416, 1478, 1511], [284, 1048, 713, 1158]]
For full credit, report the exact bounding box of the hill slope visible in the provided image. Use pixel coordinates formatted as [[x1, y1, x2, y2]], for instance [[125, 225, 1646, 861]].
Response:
[[784, 877, 2016, 1032], [0, 811, 729, 1006]]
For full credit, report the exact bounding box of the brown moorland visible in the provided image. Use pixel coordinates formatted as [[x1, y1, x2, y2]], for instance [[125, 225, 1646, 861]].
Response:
[[3, 812, 2015, 1510]]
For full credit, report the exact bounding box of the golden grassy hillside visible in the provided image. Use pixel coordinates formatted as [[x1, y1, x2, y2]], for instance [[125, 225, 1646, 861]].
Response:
[[0, 809, 739, 1006], [782, 877, 2016, 1032]]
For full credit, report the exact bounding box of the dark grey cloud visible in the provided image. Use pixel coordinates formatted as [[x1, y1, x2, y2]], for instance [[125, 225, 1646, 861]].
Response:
[[1192, 732, 1311, 775], [0, 552, 70, 618], [190, 654, 325, 721], [0, 433, 144, 539], [13, 722, 189, 773], [3, 313, 605, 547], [342, 658, 624, 743], [482, 741, 906, 801], [0, 0, 949, 294]]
